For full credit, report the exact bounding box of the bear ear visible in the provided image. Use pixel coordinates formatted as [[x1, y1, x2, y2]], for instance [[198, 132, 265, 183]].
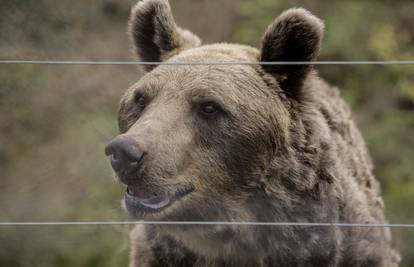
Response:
[[260, 8, 324, 99], [128, 0, 201, 72]]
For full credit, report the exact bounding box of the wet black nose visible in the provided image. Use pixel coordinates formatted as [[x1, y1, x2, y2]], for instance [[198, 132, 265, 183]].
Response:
[[105, 136, 145, 177]]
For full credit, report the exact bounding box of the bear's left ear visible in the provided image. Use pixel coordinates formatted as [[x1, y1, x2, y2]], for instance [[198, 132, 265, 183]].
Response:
[[260, 8, 324, 99], [129, 0, 201, 72]]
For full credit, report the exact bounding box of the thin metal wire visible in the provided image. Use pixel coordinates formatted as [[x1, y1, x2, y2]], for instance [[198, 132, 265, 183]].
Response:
[[1, 60, 414, 65], [1, 221, 414, 228]]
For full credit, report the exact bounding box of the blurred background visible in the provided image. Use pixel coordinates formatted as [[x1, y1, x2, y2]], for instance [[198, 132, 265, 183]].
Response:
[[0, 0, 413, 266]]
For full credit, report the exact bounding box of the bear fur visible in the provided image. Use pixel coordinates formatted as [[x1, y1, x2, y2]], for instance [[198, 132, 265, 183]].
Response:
[[111, 0, 400, 266]]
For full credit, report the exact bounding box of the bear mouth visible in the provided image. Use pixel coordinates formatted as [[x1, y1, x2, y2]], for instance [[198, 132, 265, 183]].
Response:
[[124, 185, 193, 214]]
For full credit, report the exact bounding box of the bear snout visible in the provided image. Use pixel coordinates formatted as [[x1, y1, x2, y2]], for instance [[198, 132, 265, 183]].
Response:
[[105, 135, 145, 184]]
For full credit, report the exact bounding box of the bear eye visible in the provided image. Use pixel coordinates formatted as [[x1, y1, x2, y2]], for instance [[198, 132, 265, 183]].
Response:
[[135, 94, 146, 110], [199, 102, 220, 117]]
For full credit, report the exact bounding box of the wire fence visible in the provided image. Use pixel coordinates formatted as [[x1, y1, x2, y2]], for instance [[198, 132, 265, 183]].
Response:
[[1, 58, 413, 228], [1, 60, 414, 65], [1, 221, 414, 228]]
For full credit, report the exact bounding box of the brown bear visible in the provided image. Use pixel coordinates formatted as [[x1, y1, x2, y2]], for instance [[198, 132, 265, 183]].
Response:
[[104, 0, 400, 266]]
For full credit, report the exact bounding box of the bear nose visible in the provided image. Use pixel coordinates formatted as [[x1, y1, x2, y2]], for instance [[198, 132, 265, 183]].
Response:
[[105, 136, 145, 178]]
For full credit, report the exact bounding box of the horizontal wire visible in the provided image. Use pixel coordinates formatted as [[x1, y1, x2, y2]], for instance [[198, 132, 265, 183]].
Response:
[[1, 60, 414, 65], [1, 221, 414, 228]]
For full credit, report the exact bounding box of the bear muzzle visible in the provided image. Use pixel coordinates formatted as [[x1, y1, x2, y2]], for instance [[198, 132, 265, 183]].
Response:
[[105, 135, 195, 215]]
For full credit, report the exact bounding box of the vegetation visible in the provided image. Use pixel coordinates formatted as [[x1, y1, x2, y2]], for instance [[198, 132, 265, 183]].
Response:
[[0, 0, 413, 266]]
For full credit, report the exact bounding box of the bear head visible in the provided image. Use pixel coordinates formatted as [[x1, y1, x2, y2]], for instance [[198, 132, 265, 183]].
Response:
[[105, 0, 324, 226]]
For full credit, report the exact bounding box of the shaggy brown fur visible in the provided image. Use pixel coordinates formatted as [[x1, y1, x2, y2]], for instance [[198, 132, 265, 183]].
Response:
[[107, 0, 400, 266]]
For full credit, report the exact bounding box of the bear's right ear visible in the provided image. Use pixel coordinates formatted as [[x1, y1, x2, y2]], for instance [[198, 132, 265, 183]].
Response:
[[260, 8, 324, 100], [129, 0, 201, 72]]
